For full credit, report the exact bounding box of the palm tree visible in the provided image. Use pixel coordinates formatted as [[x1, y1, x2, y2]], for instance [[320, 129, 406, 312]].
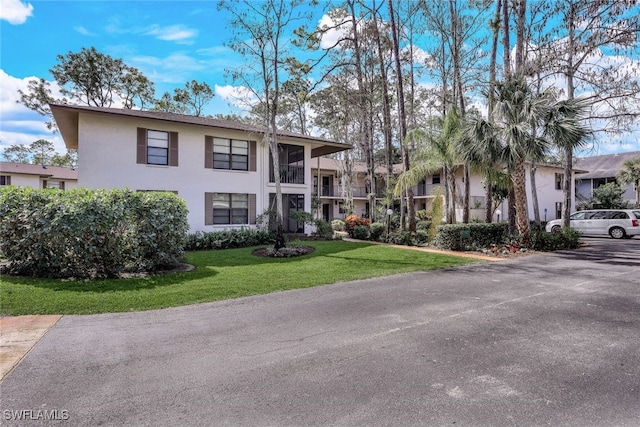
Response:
[[463, 75, 552, 246], [394, 106, 462, 224], [617, 156, 640, 206], [542, 96, 591, 228]]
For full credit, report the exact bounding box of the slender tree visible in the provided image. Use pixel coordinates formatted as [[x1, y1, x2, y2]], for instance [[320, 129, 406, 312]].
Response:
[[219, 0, 311, 249]]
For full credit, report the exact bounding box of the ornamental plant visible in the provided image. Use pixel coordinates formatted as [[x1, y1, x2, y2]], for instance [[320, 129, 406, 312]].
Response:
[[344, 214, 370, 237], [0, 187, 188, 278]]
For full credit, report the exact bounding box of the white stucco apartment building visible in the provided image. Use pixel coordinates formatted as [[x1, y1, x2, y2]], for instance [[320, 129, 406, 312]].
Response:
[[50, 104, 349, 233], [313, 157, 578, 223]]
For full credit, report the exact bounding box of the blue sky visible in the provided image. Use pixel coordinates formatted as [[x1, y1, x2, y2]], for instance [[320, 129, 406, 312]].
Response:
[[1, 0, 639, 158]]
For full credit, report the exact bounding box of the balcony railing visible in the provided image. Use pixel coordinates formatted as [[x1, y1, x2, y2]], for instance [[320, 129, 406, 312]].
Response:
[[272, 165, 304, 184], [412, 183, 444, 197], [315, 186, 385, 198]]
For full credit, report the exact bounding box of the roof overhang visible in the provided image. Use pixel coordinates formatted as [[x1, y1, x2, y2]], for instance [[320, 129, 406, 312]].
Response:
[[50, 104, 80, 150]]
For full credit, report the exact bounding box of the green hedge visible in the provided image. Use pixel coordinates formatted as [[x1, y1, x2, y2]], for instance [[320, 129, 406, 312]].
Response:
[[0, 187, 188, 278], [185, 229, 275, 251], [433, 223, 509, 251]]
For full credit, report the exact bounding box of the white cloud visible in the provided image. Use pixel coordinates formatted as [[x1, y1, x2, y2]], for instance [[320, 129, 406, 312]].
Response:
[[131, 52, 206, 84], [0, 0, 33, 25], [317, 12, 351, 50], [0, 69, 61, 152], [144, 24, 197, 44], [215, 84, 258, 110], [74, 26, 94, 36]]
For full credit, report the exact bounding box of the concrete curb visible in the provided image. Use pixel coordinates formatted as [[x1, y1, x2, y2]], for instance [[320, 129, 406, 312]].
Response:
[[0, 315, 61, 382]]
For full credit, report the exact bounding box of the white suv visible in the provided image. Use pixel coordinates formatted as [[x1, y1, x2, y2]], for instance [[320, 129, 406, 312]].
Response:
[[545, 209, 640, 239]]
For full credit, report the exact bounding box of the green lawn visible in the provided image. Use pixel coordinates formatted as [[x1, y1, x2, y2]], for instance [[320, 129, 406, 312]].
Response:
[[0, 240, 480, 315]]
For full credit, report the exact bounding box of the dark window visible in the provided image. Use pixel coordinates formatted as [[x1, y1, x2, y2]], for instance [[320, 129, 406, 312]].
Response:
[[609, 211, 628, 219], [432, 174, 441, 185], [147, 130, 169, 165], [0, 175, 9, 186], [212, 193, 249, 225], [213, 138, 248, 171], [555, 173, 564, 190], [555, 202, 562, 219]]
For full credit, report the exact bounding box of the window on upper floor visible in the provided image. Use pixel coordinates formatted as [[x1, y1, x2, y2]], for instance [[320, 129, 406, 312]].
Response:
[[555, 173, 564, 190], [204, 137, 256, 171], [137, 128, 179, 166], [432, 174, 441, 185]]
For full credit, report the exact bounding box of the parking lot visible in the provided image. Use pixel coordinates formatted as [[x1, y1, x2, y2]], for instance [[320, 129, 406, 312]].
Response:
[[1, 237, 639, 426]]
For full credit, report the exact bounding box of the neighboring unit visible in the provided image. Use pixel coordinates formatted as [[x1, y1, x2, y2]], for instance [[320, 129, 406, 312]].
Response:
[[313, 157, 578, 223], [50, 104, 349, 233], [0, 162, 78, 190], [545, 209, 640, 239], [575, 151, 640, 204]]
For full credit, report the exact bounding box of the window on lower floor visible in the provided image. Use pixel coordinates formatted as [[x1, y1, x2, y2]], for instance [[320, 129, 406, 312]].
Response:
[[0, 175, 10, 186], [555, 202, 562, 219], [213, 193, 249, 224], [43, 180, 65, 190]]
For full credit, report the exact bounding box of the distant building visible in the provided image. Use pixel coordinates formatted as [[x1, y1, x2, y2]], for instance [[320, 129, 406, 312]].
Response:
[[0, 162, 78, 190], [575, 151, 640, 204]]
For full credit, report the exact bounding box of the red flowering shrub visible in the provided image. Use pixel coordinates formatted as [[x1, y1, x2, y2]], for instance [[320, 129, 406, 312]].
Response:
[[344, 215, 370, 237]]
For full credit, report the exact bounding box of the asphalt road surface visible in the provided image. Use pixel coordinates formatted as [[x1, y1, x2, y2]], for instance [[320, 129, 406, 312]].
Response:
[[2, 238, 640, 426]]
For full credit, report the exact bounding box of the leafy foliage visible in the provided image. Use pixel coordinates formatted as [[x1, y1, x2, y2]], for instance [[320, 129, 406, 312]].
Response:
[[352, 225, 370, 240], [331, 219, 345, 231], [18, 47, 155, 130], [369, 222, 386, 241], [344, 214, 370, 237], [591, 182, 628, 209], [433, 223, 509, 251], [313, 219, 334, 239], [184, 229, 275, 251], [0, 187, 188, 278], [531, 228, 581, 251]]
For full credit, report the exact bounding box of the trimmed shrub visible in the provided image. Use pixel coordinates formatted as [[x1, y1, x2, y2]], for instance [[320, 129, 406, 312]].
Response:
[[331, 219, 345, 231], [433, 223, 509, 251], [531, 228, 581, 251], [389, 230, 415, 246], [416, 220, 432, 232], [0, 187, 188, 278], [185, 229, 275, 251], [313, 219, 334, 239], [352, 224, 370, 240], [369, 222, 386, 241], [344, 214, 370, 237]]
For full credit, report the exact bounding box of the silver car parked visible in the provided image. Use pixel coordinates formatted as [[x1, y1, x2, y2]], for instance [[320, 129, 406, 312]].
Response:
[[545, 209, 640, 239]]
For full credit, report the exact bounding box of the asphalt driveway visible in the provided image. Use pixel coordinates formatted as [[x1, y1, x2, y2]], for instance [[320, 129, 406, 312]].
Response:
[[1, 238, 639, 426]]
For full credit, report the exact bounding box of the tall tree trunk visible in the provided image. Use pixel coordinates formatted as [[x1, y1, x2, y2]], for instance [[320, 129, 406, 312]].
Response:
[[388, 0, 415, 231], [530, 158, 541, 227], [485, 0, 502, 223], [513, 159, 531, 246], [562, 0, 576, 229], [449, 0, 470, 223], [372, 3, 394, 200], [346, 0, 374, 222], [502, 0, 511, 77]]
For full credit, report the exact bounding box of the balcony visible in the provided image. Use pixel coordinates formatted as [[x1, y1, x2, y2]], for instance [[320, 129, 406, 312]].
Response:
[[272, 165, 304, 184]]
